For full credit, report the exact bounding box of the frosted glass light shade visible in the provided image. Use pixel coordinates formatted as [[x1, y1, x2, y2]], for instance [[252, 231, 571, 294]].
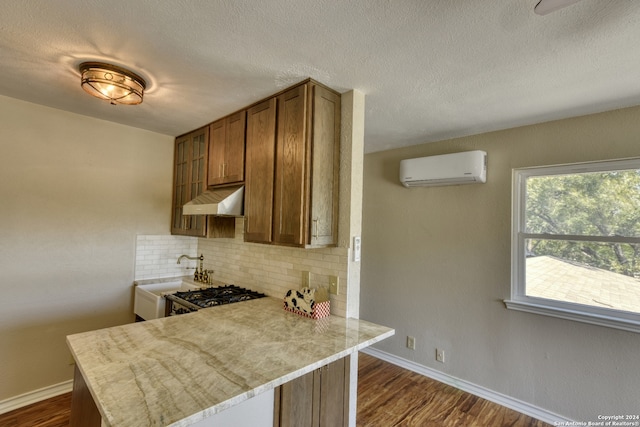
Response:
[[534, 0, 583, 15], [79, 62, 146, 105]]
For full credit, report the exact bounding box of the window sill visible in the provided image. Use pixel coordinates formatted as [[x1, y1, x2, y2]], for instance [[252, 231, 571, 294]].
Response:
[[504, 299, 640, 334]]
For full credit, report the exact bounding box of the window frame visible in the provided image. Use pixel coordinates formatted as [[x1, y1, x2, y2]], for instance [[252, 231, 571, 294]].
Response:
[[505, 158, 640, 333]]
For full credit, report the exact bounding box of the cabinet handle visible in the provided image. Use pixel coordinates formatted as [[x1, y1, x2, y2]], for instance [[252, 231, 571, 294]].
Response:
[[223, 162, 226, 177], [219, 163, 223, 178], [313, 219, 319, 238]]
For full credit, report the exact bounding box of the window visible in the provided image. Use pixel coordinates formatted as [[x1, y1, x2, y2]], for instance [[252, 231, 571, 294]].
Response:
[[506, 158, 640, 332]]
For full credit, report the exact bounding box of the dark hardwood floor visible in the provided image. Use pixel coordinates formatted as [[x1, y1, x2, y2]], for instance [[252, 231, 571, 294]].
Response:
[[0, 353, 550, 426], [357, 352, 550, 427], [0, 392, 71, 427]]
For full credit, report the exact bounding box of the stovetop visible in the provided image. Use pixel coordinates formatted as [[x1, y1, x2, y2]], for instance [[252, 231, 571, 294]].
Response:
[[168, 285, 266, 309]]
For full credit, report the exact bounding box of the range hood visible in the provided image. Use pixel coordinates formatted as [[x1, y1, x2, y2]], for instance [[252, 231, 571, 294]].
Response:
[[182, 185, 244, 216]]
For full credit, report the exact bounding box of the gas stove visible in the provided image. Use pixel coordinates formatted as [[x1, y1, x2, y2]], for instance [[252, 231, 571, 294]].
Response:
[[164, 285, 266, 316]]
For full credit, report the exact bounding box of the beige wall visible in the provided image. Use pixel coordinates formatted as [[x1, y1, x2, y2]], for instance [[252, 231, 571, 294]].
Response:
[[197, 221, 349, 315], [0, 95, 174, 401], [361, 106, 640, 421]]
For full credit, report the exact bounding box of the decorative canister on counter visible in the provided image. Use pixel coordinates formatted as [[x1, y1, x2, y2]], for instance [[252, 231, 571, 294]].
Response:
[[283, 287, 330, 319]]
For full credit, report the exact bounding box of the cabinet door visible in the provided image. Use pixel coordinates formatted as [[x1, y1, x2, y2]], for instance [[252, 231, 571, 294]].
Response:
[[171, 127, 208, 236], [275, 370, 314, 427], [244, 98, 277, 243], [186, 129, 208, 236], [224, 111, 246, 184], [208, 119, 226, 186], [317, 356, 349, 427], [273, 84, 308, 246], [171, 135, 190, 234], [309, 85, 341, 247], [208, 111, 246, 186], [274, 355, 350, 427]]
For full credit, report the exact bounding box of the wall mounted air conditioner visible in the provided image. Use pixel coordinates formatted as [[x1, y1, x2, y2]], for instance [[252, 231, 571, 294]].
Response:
[[399, 150, 487, 188]]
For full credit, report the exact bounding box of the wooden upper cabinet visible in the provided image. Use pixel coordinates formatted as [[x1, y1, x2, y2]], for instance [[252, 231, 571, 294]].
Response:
[[273, 84, 308, 246], [308, 85, 340, 247], [171, 126, 209, 236], [208, 120, 226, 185], [208, 111, 246, 187], [272, 82, 341, 248], [170, 79, 339, 246], [244, 98, 277, 244]]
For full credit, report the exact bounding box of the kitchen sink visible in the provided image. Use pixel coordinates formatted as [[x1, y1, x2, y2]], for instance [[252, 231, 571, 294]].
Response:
[[134, 280, 200, 320]]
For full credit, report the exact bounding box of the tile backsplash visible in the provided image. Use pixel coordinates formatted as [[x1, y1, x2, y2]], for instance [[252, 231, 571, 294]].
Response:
[[134, 219, 349, 316], [134, 235, 198, 280], [198, 219, 348, 316]]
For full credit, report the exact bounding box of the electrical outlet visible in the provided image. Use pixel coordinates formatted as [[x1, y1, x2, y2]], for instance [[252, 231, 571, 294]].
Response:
[[329, 275, 340, 295], [406, 336, 416, 350], [436, 348, 445, 363], [301, 271, 310, 288]]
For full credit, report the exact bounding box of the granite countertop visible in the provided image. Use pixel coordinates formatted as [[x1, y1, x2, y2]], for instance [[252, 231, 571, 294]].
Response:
[[66, 297, 394, 427]]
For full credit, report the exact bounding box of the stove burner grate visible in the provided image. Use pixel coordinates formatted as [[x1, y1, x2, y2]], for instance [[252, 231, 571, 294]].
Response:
[[169, 285, 266, 310]]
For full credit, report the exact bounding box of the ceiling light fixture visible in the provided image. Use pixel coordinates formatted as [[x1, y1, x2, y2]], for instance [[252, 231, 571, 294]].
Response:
[[534, 0, 583, 15], [79, 62, 146, 105]]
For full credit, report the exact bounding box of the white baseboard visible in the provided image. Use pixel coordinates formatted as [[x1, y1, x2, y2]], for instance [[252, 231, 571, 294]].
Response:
[[361, 347, 569, 425], [0, 380, 73, 415]]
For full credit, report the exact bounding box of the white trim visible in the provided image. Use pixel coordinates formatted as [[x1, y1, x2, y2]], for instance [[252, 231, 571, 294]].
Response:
[[522, 233, 640, 244], [0, 380, 73, 415], [360, 347, 570, 425], [514, 156, 640, 175], [504, 298, 640, 333], [510, 158, 640, 332]]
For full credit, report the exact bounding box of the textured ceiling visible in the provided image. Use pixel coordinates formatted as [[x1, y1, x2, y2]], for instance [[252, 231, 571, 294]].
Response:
[[1, 0, 639, 153]]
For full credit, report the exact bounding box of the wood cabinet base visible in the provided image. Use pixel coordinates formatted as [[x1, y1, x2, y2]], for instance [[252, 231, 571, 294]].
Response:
[[69, 365, 101, 427], [70, 357, 349, 427], [274, 355, 350, 427], [207, 216, 236, 238]]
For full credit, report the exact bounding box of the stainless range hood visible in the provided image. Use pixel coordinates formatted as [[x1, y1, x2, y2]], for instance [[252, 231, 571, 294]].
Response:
[[182, 185, 244, 216]]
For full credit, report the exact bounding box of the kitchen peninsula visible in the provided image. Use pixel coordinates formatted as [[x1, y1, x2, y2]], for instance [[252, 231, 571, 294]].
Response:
[[66, 297, 393, 427]]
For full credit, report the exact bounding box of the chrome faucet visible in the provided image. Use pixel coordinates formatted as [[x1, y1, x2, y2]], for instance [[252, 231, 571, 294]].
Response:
[[177, 254, 210, 284], [177, 254, 200, 264]]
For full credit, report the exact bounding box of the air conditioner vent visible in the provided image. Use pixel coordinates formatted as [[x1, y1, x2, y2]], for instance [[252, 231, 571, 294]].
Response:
[[399, 151, 487, 188]]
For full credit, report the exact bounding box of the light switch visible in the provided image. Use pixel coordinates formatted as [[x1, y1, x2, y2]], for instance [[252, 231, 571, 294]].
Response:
[[301, 271, 310, 289], [329, 275, 339, 295], [353, 236, 361, 262]]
